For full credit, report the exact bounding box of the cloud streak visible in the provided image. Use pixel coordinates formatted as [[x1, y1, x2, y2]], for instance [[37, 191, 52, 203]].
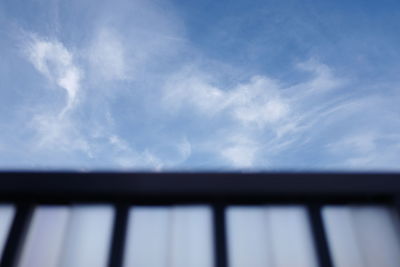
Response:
[[18, 29, 400, 170], [1, 0, 400, 171], [25, 35, 82, 116], [161, 60, 348, 167], [87, 28, 128, 81]]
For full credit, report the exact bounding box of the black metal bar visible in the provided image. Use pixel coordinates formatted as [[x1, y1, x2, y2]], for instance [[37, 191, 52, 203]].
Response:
[[308, 205, 334, 267], [0, 204, 32, 267], [0, 172, 399, 201], [108, 204, 129, 267], [393, 196, 400, 230], [213, 204, 228, 267]]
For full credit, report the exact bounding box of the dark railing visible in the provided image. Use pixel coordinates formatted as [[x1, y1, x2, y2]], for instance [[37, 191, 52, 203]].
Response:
[[0, 171, 400, 267]]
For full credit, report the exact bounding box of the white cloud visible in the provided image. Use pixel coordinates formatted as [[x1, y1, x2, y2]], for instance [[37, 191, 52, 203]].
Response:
[[30, 113, 92, 157], [107, 135, 191, 171], [112, 149, 163, 171], [21, 33, 170, 169], [88, 28, 128, 81], [17, 18, 187, 170], [21, 35, 92, 159], [109, 135, 131, 151], [8, 0, 399, 171], [220, 135, 259, 168], [21, 33, 349, 169], [296, 58, 342, 93], [25, 35, 82, 116], [163, 69, 227, 115], [161, 60, 347, 168], [328, 132, 377, 154], [164, 71, 290, 129], [327, 132, 400, 170], [228, 76, 289, 127], [143, 150, 164, 171]]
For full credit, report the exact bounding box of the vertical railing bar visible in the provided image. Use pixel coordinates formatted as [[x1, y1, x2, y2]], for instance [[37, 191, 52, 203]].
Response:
[[213, 204, 228, 267], [308, 204, 334, 267], [108, 204, 129, 267], [0, 204, 33, 267], [392, 195, 400, 233]]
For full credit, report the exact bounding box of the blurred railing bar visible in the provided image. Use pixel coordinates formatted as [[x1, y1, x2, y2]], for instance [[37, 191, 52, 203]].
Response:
[[308, 204, 334, 267], [213, 204, 228, 267], [0, 204, 32, 267], [108, 204, 129, 267]]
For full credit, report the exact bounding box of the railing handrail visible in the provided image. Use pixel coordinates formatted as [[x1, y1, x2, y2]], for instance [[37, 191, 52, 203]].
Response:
[[0, 172, 399, 203]]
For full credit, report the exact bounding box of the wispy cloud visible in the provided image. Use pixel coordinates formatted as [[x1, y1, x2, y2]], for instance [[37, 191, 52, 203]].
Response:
[[24, 35, 82, 116], [30, 113, 92, 156], [111, 136, 192, 171], [163, 70, 290, 128], [220, 134, 260, 168], [161, 60, 346, 168], [18, 22, 190, 170], [296, 59, 342, 93], [2, 0, 400, 171], [20, 34, 93, 159], [87, 28, 128, 81], [327, 132, 400, 170], [18, 28, 400, 170]]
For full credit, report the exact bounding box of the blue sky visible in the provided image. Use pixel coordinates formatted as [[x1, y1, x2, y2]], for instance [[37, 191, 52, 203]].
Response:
[[1, 0, 400, 171]]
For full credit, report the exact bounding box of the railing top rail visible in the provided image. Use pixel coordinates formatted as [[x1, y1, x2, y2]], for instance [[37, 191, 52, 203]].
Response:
[[0, 172, 399, 202]]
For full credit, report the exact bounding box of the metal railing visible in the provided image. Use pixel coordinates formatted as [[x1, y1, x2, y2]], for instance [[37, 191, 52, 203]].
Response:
[[0, 171, 399, 267]]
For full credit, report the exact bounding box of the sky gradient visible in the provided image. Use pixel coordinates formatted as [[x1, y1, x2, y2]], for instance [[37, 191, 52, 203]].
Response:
[[1, 0, 400, 171]]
